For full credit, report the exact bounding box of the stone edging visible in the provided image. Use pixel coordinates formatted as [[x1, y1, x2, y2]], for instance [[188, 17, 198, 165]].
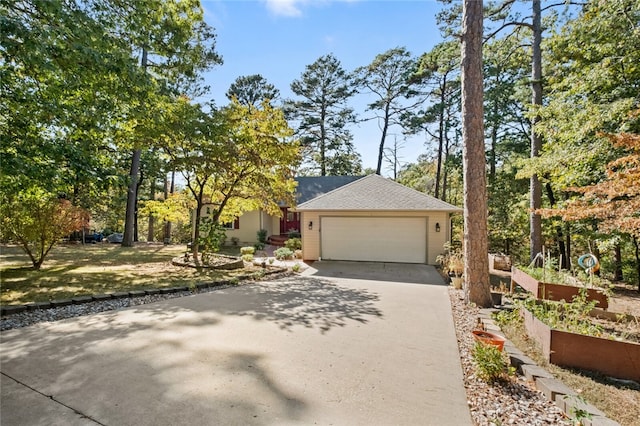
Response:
[[477, 308, 621, 426], [0, 266, 290, 317]]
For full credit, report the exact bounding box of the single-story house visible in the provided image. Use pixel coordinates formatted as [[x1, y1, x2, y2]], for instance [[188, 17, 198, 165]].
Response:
[[198, 174, 461, 264], [296, 174, 461, 264]]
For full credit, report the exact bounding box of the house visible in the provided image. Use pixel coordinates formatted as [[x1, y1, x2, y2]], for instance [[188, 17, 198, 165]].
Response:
[[214, 175, 363, 245], [296, 174, 461, 264], [200, 174, 461, 264]]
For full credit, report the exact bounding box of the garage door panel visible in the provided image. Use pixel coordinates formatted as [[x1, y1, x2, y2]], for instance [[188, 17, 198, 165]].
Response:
[[320, 217, 426, 263]]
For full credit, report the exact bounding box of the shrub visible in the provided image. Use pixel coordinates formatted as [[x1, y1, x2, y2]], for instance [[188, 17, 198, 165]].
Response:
[[288, 230, 301, 239], [242, 253, 254, 262], [274, 247, 294, 260], [240, 246, 255, 255], [285, 237, 302, 251], [198, 218, 227, 261], [254, 242, 265, 251], [292, 263, 301, 272], [472, 342, 509, 383], [268, 258, 275, 265], [257, 229, 268, 244]]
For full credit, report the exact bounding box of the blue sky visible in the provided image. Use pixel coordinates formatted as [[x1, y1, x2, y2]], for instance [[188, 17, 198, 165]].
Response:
[[200, 0, 448, 175]]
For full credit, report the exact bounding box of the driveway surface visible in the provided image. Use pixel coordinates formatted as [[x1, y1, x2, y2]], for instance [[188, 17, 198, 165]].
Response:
[[0, 261, 472, 426]]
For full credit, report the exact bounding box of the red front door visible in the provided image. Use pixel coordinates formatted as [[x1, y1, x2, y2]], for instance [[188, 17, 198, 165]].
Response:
[[279, 207, 300, 235]]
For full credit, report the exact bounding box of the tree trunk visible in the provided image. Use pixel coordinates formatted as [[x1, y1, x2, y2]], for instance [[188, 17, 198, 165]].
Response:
[[163, 171, 175, 244], [122, 47, 148, 247], [529, 0, 543, 264], [614, 242, 623, 281], [435, 80, 446, 199], [545, 183, 567, 269], [122, 148, 141, 247], [376, 104, 391, 175], [633, 236, 640, 293], [461, 0, 491, 308], [147, 178, 155, 242]]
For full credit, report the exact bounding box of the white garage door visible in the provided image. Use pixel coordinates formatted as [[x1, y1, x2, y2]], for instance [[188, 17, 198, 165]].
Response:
[[320, 217, 427, 263]]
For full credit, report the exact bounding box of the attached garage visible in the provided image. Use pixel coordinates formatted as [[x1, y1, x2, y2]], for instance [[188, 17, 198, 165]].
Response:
[[297, 174, 462, 265], [320, 216, 427, 263]]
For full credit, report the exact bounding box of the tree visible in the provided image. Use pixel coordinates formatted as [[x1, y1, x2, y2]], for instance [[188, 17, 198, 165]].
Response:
[[540, 132, 640, 291], [356, 47, 427, 175], [486, 0, 587, 264], [287, 54, 360, 176], [523, 0, 640, 273], [226, 74, 280, 108], [0, 189, 86, 270], [112, 0, 222, 247], [160, 98, 299, 257], [461, 0, 491, 307], [410, 41, 460, 199], [1, 0, 136, 207]]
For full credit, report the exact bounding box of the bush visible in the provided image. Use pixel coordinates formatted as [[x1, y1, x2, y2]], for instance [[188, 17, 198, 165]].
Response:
[[274, 247, 294, 260], [254, 242, 265, 251], [240, 246, 255, 255], [288, 230, 301, 239], [198, 218, 227, 258], [242, 254, 254, 262], [257, 229, 268, 244], [472, 342, 509, 383], [285, 237, 302, 251], [292, 263, 301, 272]]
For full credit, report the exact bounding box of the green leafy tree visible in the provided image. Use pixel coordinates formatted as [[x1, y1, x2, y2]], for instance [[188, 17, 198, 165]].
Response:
[[355, 47, 427, 175], [226, 74, 280, 108], [288, 54, 360, 176], [113, 0, 222, 247], [523, 0, 640, 272], [0, 189, 87, 270], [161, 99, 299, 257]]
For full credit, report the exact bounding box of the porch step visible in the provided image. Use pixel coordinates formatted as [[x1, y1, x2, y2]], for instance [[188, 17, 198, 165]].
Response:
[[267, 235, 288, 246]]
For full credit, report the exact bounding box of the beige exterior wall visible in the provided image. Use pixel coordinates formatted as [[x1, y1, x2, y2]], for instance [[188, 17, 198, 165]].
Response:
[[194, 206, 279, 245], [300, 210, 453, 264]]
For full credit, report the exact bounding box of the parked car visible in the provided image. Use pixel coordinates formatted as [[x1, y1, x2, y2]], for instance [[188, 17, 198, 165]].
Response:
[[106, 233, 123, 244]]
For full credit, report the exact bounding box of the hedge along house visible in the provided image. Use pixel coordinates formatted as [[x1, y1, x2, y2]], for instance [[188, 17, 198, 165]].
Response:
[[297, 174, 462, 264]]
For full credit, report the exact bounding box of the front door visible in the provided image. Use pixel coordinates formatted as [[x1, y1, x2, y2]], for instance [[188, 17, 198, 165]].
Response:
[[279, 207, 300, 235]]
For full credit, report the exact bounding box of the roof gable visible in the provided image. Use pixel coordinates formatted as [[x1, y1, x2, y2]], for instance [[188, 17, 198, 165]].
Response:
[[296, 174, 462, 211], [294, 176, 364, 204]]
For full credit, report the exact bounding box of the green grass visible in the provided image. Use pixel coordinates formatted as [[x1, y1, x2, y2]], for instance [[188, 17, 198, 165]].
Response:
[[0, 243, 246, 305]]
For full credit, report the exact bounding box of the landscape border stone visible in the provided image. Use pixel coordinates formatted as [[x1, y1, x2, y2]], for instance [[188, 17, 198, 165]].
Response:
[[477, 308, 621, 426]]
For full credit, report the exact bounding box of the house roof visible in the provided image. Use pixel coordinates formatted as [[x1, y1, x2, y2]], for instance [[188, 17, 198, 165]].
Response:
[[296, 174, 462, 212], [294, 175, 364, 204]]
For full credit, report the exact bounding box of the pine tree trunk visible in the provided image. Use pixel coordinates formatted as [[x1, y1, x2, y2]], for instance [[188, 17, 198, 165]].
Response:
[[529, 0, 543, 264], [461, 0, 491, 307]]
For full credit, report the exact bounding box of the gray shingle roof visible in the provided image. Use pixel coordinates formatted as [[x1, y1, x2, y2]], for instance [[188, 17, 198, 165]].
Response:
[[294, 176, 364, 204], [296, 174, 462, 211]]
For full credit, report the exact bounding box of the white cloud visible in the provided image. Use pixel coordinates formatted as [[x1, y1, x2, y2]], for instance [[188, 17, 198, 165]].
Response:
[[262, 0, 361, 18], [263, 0, 305, 17]]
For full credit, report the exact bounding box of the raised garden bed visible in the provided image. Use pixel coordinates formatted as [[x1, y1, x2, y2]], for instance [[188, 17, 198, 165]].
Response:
[[520, 306, 640, 382], [511, 266, 609, 310]]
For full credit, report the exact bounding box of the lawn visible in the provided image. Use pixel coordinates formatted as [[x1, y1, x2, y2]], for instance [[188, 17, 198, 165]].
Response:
[[0, 243, 250, 305]]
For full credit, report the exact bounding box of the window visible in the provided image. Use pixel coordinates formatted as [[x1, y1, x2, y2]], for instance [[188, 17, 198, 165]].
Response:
[[222, 218, 240, 230]]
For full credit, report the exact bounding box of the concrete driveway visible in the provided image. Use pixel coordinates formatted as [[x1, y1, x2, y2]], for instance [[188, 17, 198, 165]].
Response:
[[0, 262, 472, 426]]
